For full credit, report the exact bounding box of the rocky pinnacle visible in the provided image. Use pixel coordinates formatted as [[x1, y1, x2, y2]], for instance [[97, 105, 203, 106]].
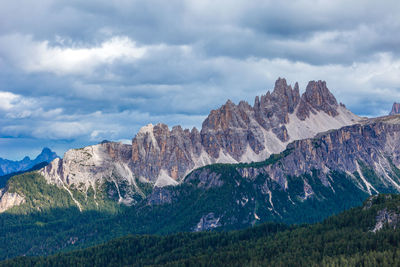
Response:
[[390, 102, 400, 115]]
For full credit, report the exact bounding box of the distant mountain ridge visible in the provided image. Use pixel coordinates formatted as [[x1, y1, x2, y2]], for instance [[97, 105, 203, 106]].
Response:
[[0, 148, 58, 176], [0, 162, 49, 188]]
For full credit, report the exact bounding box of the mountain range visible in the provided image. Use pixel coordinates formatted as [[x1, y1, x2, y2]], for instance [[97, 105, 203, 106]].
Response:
[[33, 78, 360, 207], [0, 78, 400, 260]]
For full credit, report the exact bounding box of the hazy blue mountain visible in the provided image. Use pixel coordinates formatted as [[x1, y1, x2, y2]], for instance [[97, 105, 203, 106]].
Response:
[[0, 148, 58, 177], [0, 161, 52, 189]]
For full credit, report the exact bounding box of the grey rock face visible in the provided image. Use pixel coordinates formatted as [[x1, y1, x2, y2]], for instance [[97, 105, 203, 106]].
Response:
[[264, 117, 400, 191], [390, 102, 400, 115], [193, 212, 222, 232], [253, 78, 300, 133], [296, 80, 339, 120], [131, 123, 201, 183], [0, 188, 25, 213], [40, 142, 143, 206], [372, 207, 400, 232], [201, 100, 255, 159]]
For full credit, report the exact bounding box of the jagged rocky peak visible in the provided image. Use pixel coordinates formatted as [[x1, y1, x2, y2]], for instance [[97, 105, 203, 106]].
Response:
[[270, 77, 300, 113], [35, 147, 58, 163], [296, 80, 339, 120], [200, 98, 254, 159], [253, 78, 300, 129], [304, 80, 338, 107], [390, 102, 400, 115], [202, 99, 251, 131], [130, 77, 360, 184]]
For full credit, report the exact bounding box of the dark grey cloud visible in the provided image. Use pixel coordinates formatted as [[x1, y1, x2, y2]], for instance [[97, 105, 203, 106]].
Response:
[[0, 0, 399, 159], [2, 0, 399, 63]]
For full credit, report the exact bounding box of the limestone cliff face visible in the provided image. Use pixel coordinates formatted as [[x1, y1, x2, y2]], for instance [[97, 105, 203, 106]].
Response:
[[131, 78, 360, 184], [41, 142, 132, 188], [40, 142, 146, 205], [0, 189, 25, 212], [131, 124, 202, 186]]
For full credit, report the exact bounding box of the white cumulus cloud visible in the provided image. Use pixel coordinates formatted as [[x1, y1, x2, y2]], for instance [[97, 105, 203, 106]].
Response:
[[0, 34, 147, 75]]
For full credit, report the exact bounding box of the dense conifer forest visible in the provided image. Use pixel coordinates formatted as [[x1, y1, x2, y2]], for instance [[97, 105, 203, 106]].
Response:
[[2, 194, 399, 267]]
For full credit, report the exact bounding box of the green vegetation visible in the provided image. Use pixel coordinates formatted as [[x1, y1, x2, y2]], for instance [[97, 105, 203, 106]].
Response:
[[2, 194, 400, 267], [1, 147, 399, 261], [135, 177, 153, 196], [358, 160, 397, 193], [0, 164, 370, 259], [6, 172, 79, 214], [0, 162, 48, 188], [200, 146, 294, 170], [386, 156, 400, 185], [5, 172, 119, 214], [188, 163, 369, 225]]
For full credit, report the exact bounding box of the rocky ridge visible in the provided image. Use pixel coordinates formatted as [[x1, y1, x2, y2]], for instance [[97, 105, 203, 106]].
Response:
[[235, 115, 400, 193], [40, 142, 147, 206]]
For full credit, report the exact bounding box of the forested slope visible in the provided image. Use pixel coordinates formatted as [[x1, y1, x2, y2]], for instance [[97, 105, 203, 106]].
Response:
[[2, 194, 400, 267]]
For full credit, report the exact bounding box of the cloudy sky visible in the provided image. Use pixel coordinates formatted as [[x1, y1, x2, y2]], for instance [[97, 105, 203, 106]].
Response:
[[1, 0, 400, 160]]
